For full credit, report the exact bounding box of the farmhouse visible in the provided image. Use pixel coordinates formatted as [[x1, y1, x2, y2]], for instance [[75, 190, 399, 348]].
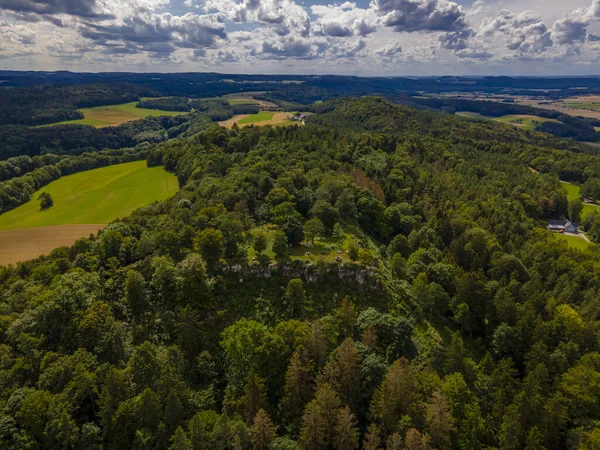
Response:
[[548, 219, 579, 233]]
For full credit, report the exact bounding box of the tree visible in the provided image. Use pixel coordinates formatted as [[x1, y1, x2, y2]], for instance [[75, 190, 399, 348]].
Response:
[[282, 351, 314, 423], [569, 199, 584, 223], [169, 427, 192, 450], [370, 358, 417, 438], [348, 243, 359, 262], [285, 278, 305, 317], [273, 231, 289, 257], [386, 433, 403, 450], [362, 424, 382, 450], [336, 298, 357, 339], [304, 218, 325, 245], [125, 270, 147, 322], [424, 392, 454, 449], [403, 429, 432, 450], [194, 228, 224, 264], [300, 401, 326, 450], [241, 371, 268, 423], [252, 409, 277, 450], [254, 232, 268, 255], [334, 406, 359, 450], [311, 200, 339, 235], [38, 192, 53, 209]]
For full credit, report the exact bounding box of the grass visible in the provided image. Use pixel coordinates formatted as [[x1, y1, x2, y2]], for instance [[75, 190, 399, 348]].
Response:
[[245, 225, 373, 265], [564, 103, 600, 111], [238, 112, 276, 124], [554, 233, 591, 250], [456, 112, 562, 131], [0, 161, 178, 231], [228, 99, 259, 105], [42, 101, 185, 128], [561, 181, 599, 219]]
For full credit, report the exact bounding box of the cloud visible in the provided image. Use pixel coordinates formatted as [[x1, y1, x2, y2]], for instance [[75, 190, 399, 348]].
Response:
[[79, 12, 227, 55], [480, 11, 552, 57], [374, 0, 467, 33], [0, 0, 106, 19], [311, 2, 377, 37], [439, 28, 472, 51], [552, 17, 588, 45], [206, 0, 310, 37]]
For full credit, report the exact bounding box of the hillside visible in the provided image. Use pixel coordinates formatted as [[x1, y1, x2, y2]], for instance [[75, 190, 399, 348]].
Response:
[[1, 98, 600, 449]]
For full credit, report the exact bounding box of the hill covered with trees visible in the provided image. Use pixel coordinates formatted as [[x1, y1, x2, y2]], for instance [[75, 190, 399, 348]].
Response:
[[1, 98, 600, 449]]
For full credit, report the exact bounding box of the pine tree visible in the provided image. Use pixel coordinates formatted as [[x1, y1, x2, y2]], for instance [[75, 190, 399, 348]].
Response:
[[331, 339, 360, 413], [169, 427, 192, 450], [403, 429, 432, 450], [251, 409, 277, 450], [386, 432, 403, 450], [242, 370, 268, 423], [336, 298, 357, 338], [499, 404, 523, 450], [300, 401, 327, 450], [282, 351, 314, 423], [362, 424, 382, 450], [334, 406, 359, 450], [308, 321, 328, 367], [370, 358, 417, 437], [524, 426, 547, 450], [314, 383, 342, 446], [424, 391, 454, 449]]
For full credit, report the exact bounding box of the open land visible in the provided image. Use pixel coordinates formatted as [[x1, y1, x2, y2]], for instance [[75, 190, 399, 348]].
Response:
[[456, 112, 562, 131], [42, 101, 185, 128], [218, 112, 296, 129], [0, 225, 105, 266], [0, 161, 178, 266]]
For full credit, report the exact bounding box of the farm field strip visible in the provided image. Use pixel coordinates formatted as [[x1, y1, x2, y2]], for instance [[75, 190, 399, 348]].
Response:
[[0, 225, 105, 267], [42, 101, 185, 128], [456, 112, 562, 131], [218, 112, 295, 129], [0, 161, 178, 231]]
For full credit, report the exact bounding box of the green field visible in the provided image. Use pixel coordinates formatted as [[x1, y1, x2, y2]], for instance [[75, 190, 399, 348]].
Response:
[[238, 112, 276, 124], [0, 161, 178, 230], [227, 99, 259, 105], [554, 233, 591, 250], [43, 101, 184, 127], [564, 103, 600, 111], [561, 181, 599, 219], [456, 112, 562, 131]]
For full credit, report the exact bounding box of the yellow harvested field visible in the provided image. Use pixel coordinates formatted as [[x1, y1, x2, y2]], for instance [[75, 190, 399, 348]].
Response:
[[219, 112, 295, 129], [0, 224, 105, 267]]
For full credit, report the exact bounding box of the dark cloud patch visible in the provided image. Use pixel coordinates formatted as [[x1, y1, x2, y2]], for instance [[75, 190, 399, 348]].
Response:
[[552, 18, 587, 45], [320, 22, 353, 37], [79, 13, 226, 55], [261, 37, 317, 59], [0, 0, 111, 19], [375, 0, 467, 33], [454, 49, 492, 59], [439, 28, 472, 50]]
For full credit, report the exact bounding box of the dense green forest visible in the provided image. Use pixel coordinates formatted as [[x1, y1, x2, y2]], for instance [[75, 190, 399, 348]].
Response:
[[0, 84, 157, 126], [0, 99, 257, 161], [1, 97, 600, 449]]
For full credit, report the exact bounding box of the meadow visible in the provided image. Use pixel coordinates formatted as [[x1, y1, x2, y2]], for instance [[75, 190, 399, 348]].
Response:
[[554, 232, 591, 250], [456, 112, 562, 131], [237, 112, 276, 124], [218, 112, 295, 129], [43, 101, 184, 128], [0, 161, 178, 231], [561, 181, 599, 219]]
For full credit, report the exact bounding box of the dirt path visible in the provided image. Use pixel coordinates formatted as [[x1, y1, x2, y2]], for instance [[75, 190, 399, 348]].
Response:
[[0, 224, 105, 266]]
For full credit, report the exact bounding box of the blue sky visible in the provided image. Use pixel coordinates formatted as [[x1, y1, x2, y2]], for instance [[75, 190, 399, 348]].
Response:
[[0, 0, 599, 75]]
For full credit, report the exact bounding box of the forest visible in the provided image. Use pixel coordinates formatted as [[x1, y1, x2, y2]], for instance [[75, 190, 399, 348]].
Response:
[[0, 97, 599, 449], [0, 84, 157, 126]]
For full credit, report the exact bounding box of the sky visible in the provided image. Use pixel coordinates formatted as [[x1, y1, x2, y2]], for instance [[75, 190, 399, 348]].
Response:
[[0, 0, 599, 75]]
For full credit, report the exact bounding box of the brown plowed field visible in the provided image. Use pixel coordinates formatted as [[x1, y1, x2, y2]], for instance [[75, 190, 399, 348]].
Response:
[[0, 224, 105, 266]]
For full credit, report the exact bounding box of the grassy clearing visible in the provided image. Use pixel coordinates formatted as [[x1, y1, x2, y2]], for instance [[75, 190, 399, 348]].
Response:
[[227, 99, 259, 105], [564, 103, 600, 111], [561, 181, 598, 219], [42, 101, 185, 128], [456, 112, 562, 131], [554, 233, 591, 251], [0, 161, 178, 231], [238, 112, 276, 124]]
